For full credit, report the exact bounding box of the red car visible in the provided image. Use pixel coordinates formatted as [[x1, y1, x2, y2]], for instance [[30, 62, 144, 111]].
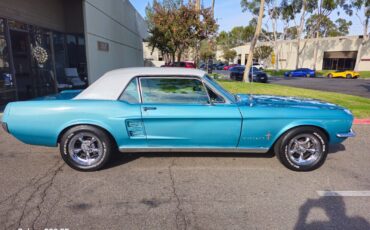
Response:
[[223, 64, 238, 70], [172, 62, 196, 68]]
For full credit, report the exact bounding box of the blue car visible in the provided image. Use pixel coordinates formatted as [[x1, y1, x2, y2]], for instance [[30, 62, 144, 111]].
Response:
[[2, 68, 355, 171], [284, 68, 316, 77]]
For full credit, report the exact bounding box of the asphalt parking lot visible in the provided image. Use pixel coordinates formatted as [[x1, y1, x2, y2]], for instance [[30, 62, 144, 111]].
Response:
[[269, 77, 370, 98], [0, 125, 370, 230], [214, 70, 370, 98]]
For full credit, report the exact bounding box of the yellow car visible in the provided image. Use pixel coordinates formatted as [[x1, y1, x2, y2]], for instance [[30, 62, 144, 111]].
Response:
[[327, 70, 360, 79]]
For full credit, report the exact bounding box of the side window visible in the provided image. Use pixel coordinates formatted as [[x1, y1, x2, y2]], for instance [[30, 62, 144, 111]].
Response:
[[119, 78, 140, 103], [206, 85, 225, 103], [140, 78, 209, 104]]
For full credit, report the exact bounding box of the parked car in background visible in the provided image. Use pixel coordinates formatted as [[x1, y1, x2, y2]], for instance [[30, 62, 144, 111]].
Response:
[[252, 62, 264, 70], [327, 70, 360, 79], [230, 66, 268, 83], [224, 64, 238, 70], [2, 67, 355, 172], [172, 61, 196, 68], [216, 63, 226, 70], [284, 68, 316, 78], [160, 63, 173, 67], [163, 62, 196, 68], [199, 63, 206, 70]]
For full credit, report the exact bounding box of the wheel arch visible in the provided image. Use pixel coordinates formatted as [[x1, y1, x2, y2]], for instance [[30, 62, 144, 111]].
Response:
[[271, 124, 330, 149], [57, 123, 119, 150]]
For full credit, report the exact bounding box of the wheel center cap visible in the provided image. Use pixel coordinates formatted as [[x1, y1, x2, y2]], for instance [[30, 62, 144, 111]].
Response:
[[81, 141, 92, 153], [297, 145, 306, 154]]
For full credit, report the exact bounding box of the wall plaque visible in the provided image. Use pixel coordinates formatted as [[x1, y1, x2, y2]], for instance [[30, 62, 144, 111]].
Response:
[[97, 41, 109, 52]]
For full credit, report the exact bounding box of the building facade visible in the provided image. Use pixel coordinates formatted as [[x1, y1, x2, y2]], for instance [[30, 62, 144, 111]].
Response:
[[0, 0, 147, 107], [218, 36, 370, 71]]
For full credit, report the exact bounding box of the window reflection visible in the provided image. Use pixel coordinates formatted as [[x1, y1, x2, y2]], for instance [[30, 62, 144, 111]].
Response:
[[0, 18, 16, 107], [140, 78, 209, 104]]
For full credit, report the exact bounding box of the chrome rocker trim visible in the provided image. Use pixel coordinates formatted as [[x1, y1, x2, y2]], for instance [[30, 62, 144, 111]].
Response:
[[336, 129, 356, 138], [119, 147, 269, 153]]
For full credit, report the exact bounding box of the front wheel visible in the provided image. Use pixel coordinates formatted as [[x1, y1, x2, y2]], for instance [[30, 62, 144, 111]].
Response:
[[327, 74, 333, 78], [346, 74, 352, 79], [60, 125, 113, 171], [274, 127, 328, 171]]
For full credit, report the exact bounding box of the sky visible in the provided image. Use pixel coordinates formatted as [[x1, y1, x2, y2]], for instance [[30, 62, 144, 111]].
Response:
[[131, 0, 364, 36]]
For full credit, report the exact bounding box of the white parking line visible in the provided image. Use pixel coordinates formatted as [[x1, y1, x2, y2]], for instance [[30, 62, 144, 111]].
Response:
[[317, 191, 370, 197]]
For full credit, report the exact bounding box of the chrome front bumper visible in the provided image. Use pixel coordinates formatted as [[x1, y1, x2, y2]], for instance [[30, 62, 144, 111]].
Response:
[[336, 129, 356, 138]]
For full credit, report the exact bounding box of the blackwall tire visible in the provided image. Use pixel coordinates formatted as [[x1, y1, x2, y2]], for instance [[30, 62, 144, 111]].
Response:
[[59, 125, 113, 171], [274, 126, 328, 172]]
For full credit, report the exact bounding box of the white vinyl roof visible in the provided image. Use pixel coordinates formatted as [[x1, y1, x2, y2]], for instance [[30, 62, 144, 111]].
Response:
[[74, 67, 207, 100]]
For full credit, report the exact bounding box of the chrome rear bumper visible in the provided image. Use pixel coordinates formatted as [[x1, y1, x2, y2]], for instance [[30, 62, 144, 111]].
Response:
[[336, 129, 356, 138]]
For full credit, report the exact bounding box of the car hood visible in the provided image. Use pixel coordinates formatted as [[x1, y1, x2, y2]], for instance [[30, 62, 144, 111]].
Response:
[[236, 94, 343, 110]]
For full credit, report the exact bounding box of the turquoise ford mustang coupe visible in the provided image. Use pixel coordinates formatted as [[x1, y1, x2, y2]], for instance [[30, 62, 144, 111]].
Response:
[[1, 68, 355, 171]]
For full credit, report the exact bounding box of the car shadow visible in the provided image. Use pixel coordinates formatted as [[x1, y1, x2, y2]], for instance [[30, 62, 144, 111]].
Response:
[[294, 195, 370, 229], [328, 144, 346, 155], [104, 151, 275, 170], [104, 144, 345, 170]]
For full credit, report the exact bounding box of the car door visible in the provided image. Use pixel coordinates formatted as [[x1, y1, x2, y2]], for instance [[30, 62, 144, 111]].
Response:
[[139, 76, 242, 148], [294, 69, 302, 77], [118, 77, 147, 148]]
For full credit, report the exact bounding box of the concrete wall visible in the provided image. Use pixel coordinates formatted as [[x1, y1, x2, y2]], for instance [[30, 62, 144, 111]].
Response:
[[83, 0, 148, 83], [219, 36, 370, 71], [0, 0, 66, 31]]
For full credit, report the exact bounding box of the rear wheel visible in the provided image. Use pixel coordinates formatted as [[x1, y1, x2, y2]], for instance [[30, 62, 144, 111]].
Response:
[[346, 74, 352, 79], [274, 126, 328, 171], [60, 125, 113, 171], [327, 74, 333, 78]]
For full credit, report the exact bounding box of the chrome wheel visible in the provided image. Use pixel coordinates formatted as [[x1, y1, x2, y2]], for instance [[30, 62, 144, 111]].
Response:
[[287, 134, 322, 166], [68, 132, 104, 166]]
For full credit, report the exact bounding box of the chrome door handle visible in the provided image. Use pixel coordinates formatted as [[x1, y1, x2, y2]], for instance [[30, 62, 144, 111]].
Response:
[[143, 106, 157, 111]]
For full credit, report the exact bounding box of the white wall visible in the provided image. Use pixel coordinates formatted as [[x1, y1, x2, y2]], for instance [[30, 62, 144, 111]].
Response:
[[221, 36, 370, 71], [83, 0, 148, 83]]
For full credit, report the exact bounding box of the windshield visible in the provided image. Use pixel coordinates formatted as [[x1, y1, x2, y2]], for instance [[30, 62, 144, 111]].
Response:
[[251, 67, 259, 72], [203, 75, 236, 103]]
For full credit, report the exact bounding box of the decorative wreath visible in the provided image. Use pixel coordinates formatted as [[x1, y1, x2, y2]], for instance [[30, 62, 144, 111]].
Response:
[[32, 46, 48, 65]]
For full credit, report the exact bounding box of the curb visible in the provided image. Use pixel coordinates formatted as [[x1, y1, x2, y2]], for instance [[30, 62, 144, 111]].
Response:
[[354, 119, 370, 125]]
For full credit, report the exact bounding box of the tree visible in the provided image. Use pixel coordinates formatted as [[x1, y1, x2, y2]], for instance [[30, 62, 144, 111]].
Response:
[[222, 48, 237, 63], [216, 24, 255, 49], [280, 0, 317, 69], [241, 0, 266, 82], [308, 0, 343, 70], [146, 0, 217, 62], [200, 40, 216, 61], [211, 0, 216, 16], [342, 0, 370, 71], [284, 26, 298, 39], [254, 45, 274, 61], [305, 15, 352, 37]]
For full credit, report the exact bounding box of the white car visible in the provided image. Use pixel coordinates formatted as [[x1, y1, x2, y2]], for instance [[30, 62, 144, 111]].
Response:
[[252, 63, 264, 70]]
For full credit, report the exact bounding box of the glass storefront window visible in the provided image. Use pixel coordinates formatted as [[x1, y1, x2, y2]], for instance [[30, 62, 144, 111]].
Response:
[[8, 19, 28, 31], [29, 25, 57, 96], [0, 18, 17, 107], [53, 32, 67, 84]]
